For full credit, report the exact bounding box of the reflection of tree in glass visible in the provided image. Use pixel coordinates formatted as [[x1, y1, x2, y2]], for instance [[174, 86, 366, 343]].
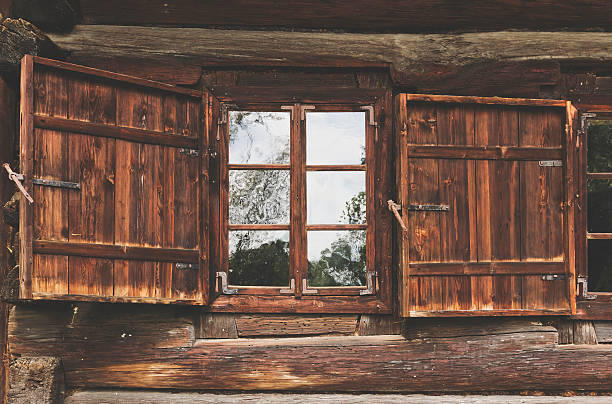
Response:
[[309, 192, 366, 287], [228, 111, 366, 287], [587, 121, 612, 291]]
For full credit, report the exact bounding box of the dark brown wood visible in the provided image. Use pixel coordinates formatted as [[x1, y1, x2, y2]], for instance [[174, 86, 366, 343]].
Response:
[[234, 315, 359, 337], [33, 240, 199, 263], [594, 321, 612, 343], [305, 165, 366, 171], [305, 224, 367, 231], [572, 320, 598, 345], [292, 104, 306, 297], [35, 115, 199, 149], [76, 0, 612, 33], [586, 233, 612, 240], [404, 317, 555, 339], [357, 315, 402, 336], [405, 145, 563, 160], [228, 164, 290, 170], [405, 94, 566, 107], [198, 313, 238, 338], [49, 27, 612, 96], [574, 300, 612, 320], [0, 75, 16, 404], [33, 56, 202, 98], [19, 54, 34, 299], [408, 262, 565, 276], [565, 102, 578, 315], [11, 304, 612, 392], [586, 172, 612, 179], [211, 86, 386, 104], [228, 224, 290, 231]]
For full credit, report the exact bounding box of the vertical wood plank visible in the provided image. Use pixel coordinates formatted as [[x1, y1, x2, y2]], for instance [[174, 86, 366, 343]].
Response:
[[396, 94, 410, 316], [32, 254, 68, 294], [68, 257, 113, 296], [565, 102, 577, 314]]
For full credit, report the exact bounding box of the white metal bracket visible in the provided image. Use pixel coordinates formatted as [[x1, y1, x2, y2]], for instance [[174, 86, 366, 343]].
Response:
[[216, 272, 238, 295], [359, 272, 377, 295]]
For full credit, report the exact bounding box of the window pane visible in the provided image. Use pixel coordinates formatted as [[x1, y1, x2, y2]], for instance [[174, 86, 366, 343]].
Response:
[[587, 179, 612, 233], [229, 111, 290, 164], [588, 239, 612, 292], [229, 230, 290, 286], [230, 170, 289, 224], [306, 112, 366, 165], [587, 120, 612, 173], [308, 230, 366, 287], [307, 171, 365, 224]]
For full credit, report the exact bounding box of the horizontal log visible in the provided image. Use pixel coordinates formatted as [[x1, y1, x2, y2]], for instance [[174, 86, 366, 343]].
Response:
[[35, 116, 199, 149], [207, 294, 391, 314], [405, 146, 564, 160], [33, 56, 202, 97], [405, 317, 556, 339], [31, 293, 204, 305], [408, 262, 566, 276], [404, 94, 565, 107], [574, 301, 612, 320], [47, 27, 612, 94], [211, 86, 386, 104], [594, 322, 612, 343], [76, 0, 612, 33], [234, 314, 359, 337], [33, 240, 199, 263], [408, 309, 571, 317]]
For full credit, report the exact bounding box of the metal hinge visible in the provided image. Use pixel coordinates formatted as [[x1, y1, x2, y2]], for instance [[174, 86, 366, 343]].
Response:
[[541, 274, 566, 281], [33, 178, 81, 190], [577, 276, 597, 300], [302, 278, 318, 295], [279, 278, 295, 294], [538, 160, 563, 167], [175, 263, 198, 270], [359, 272, 377, 295], [360, 105, 379, 141], [407, 204, 450, 212], [216, 272, 238, 295], [179, 148, 199, 157], [3, 163, 33, 203]]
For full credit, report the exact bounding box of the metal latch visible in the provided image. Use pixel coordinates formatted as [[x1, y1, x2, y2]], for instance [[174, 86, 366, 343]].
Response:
[[175, 263, 198, 270], [407, 204, 450, 212], [279, 278, 295, 294], [577, 277, 597, 300], [359, 272, 377, 295], [215, 272, 238, 295], [538, 160, 563, 167], [302, 278, 318, 295], [541, 274, 566, 281], [32, 178, 80, 190], [179, 148, 199, 157], [360, 105, 379, 140], [3, 163, 33, 203]]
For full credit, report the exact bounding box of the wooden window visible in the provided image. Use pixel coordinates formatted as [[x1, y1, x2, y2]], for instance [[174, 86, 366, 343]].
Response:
[[395, 94, 577, 317], [210, 99, 393, 313], [579, 112, 612, 296], [17, 56, 210, 304]]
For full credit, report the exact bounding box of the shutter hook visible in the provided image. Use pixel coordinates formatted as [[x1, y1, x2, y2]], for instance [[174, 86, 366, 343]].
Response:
[[387, 199, 407, 232], [3, 163, 33, 204]]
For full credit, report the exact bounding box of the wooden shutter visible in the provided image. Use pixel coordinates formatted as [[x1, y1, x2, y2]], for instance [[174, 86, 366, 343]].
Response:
[[395, 94, 577, 317], [18, 56, 210, 304]]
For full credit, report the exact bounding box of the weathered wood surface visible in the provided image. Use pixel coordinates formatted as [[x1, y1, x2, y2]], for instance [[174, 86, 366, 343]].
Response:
[[235, 315, 358, 337], [74, 0, 612, 33], [8, 304, 612, 392], [405, 318, 555, 340], [64, 391, 612, 404], [8, 357, 64, 404], [0, 17, 60, 70], [197, 313, 238, 338], [0, 75, 16, 404], [395, 95, 569, 316], [357, 315, 402, 336], [48, 27, 612, 96], [594, 322, 612, 343]]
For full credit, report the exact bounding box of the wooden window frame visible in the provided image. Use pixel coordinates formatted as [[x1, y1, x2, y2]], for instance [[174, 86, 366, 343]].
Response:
[[576, 110, 612, 313], [208, 95, 393, 314]]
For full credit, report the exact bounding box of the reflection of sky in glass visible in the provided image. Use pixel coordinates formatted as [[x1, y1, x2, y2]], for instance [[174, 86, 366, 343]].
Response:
[[307, 172, 365, 224], [306, 112, 365, 165], [229, 111, 290, 164], [308, 230, 366, 285]]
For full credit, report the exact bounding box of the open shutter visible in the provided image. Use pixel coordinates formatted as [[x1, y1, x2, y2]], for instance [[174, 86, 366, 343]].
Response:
[[395, 94, 577, 317], [18, 56, 210, 304]]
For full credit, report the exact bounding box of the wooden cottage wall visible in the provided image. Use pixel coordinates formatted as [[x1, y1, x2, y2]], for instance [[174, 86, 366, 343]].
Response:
[[2, 3, 612, 400]]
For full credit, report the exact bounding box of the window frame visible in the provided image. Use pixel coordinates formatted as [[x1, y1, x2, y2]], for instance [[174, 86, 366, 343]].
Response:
[[208, 94, 393, 314], [578, 110, 612, 301]]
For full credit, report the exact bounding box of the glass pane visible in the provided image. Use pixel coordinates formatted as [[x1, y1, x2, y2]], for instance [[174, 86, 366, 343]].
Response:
[[229, 230, 290, 286], [307, 171, 365, 224], [229, 111, 290, 164], [588, 239, 612, 292], [587, 179, 612, 233], [230, 170, 289, 224], [587, 120, 612, 173], [308, 230, 366, 287], [306, 112, 366, 165]]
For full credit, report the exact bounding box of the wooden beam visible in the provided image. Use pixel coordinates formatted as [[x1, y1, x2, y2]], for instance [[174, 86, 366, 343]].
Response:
[[10, 304, 612, 392], [76, 0, 612, 33], [0, 17, 61, 71], [47, 27, 612, 94], [405, 146, 563, 161]]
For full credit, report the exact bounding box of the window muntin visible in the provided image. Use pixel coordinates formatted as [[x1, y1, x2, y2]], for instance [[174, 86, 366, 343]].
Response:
[[224, 105, 372, 295], [585, 119, 612, 292]]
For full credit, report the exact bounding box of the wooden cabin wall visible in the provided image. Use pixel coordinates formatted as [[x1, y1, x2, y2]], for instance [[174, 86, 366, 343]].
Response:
[[2, 3, 612, 400]]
